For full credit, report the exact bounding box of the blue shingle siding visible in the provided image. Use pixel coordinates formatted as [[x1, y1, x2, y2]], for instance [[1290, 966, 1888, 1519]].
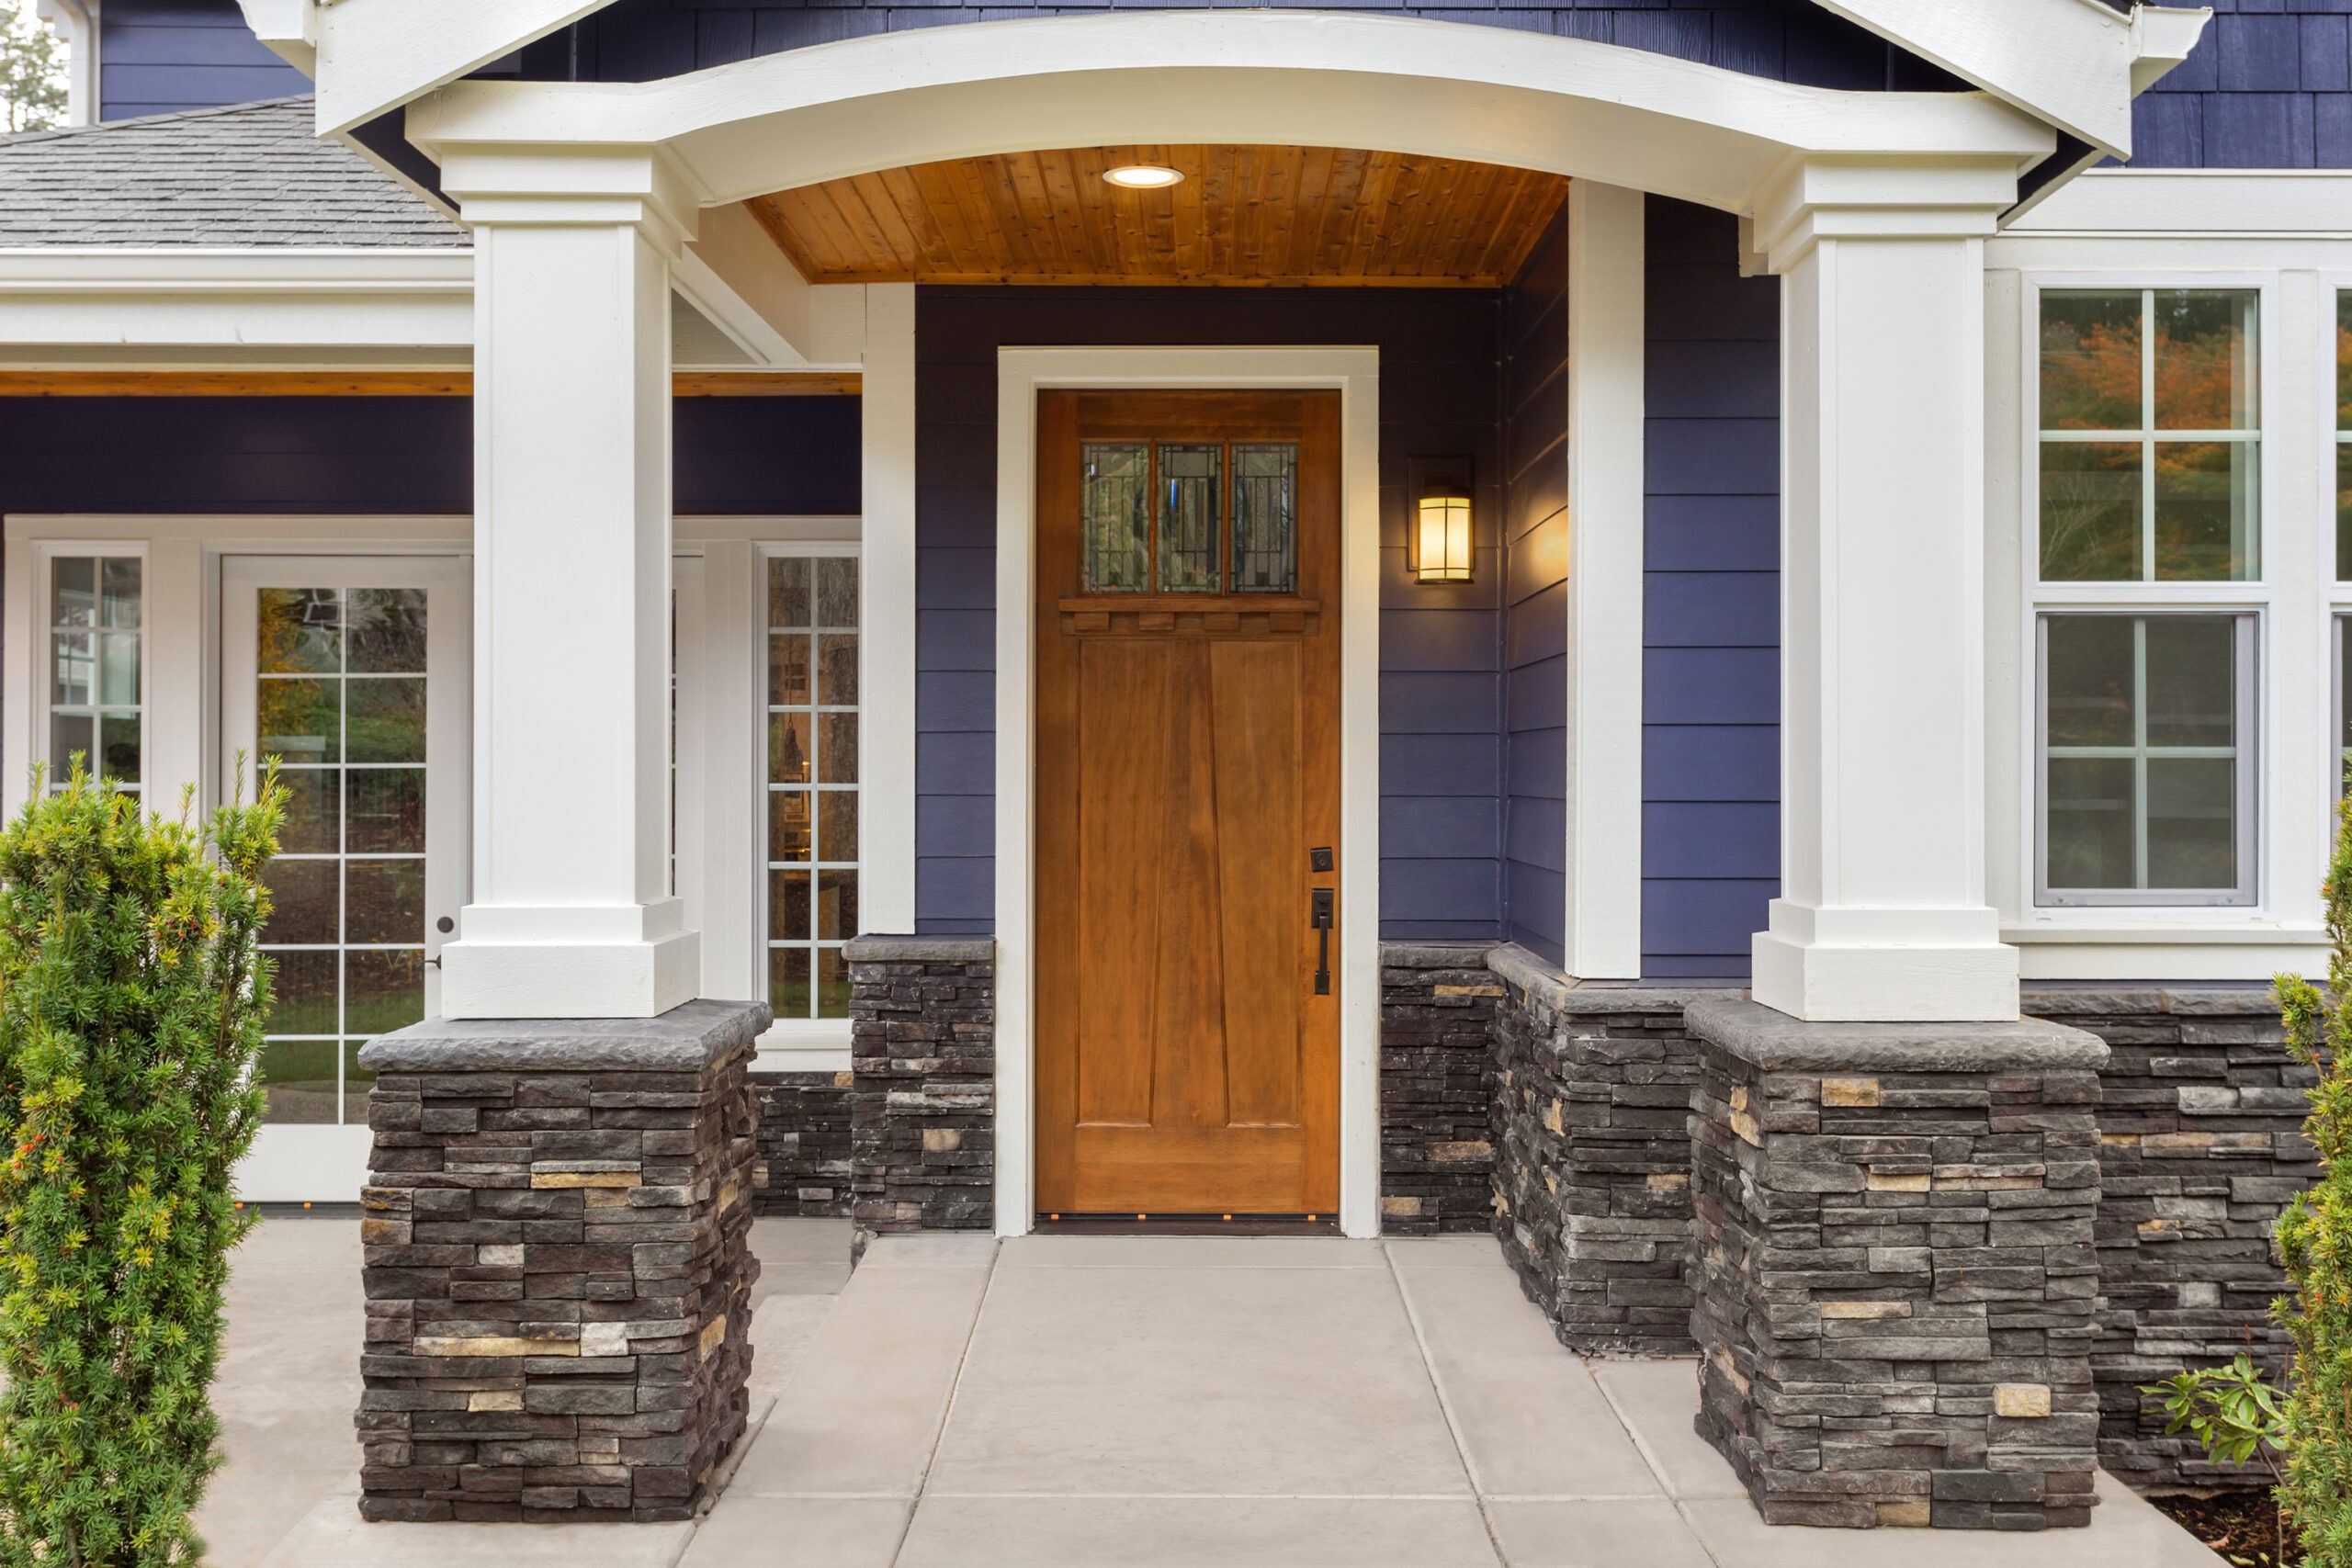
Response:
[[1500, 209, 1569, 968], [2128, 1, 2352, 168], [98, 0, 307, 122], [1642, 198, 1779, 980], [0, 395, 859, 516], [910, 284, 1505, 942], [523, 0, 1964, 92]]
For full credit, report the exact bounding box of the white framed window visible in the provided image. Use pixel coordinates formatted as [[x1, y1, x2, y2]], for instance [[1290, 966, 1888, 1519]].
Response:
[[2030, 283, 2270, 910], [761, 543, 860, 1024], [40, 548, 143, 796], [2036, 611, 2257, 906], [2336, 613, 2351, 803]]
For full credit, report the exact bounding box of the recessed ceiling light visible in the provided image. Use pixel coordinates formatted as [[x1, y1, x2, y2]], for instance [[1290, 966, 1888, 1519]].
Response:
[[1103, 164, 1184, 190]]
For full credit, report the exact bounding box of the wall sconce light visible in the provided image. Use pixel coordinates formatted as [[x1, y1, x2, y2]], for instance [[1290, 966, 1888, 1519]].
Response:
[[1411, 478, 1474, 584]]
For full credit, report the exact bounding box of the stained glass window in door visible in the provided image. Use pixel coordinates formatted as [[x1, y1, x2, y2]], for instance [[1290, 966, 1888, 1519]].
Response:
[[1081, 443, 1150, 592], [1231, 444, 1299, 593], [1157, 444, 1221, 592]]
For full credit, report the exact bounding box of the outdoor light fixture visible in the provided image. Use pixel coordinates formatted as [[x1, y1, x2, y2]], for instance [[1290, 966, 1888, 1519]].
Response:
[[1102, 164, 1185, 189], [1411, 479, 1475, 584]]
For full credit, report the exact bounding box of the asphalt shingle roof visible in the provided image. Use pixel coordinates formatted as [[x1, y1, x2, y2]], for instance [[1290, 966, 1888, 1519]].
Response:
[[0, 96, 467, 249]]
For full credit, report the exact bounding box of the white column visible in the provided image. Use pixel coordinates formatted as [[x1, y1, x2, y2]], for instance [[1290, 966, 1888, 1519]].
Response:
[[1751, 156, 2022, 1023], [859, 282, 919, 935], [435, 146, 705, 1020]]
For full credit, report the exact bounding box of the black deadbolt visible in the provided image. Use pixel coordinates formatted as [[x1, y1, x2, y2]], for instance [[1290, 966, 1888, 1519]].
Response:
[[1309, 846, 1333, 873], [435, 916, 455, 934]]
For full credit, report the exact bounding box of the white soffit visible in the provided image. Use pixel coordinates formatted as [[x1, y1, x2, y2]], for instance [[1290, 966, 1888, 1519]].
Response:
[[1812, 0, 2211, 156]]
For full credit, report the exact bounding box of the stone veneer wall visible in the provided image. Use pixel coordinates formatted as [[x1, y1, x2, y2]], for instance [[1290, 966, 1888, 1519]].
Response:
[[353, 1000, 767, 1523], [1688, 996, 2110, 1530], [1378, 943, 1502, 1234], [1486, 945, 1705, 1356], [750, 1069, 853, 1218], [2022, 984, 2309, 1495], [846, 935, 996, 1233]]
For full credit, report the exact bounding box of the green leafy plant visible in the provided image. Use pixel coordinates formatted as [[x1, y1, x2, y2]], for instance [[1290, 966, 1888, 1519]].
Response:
[[2278, 787, 2352, 1568], [2145, 1354, 2290, 1473], [0, 761, 281, 1565]]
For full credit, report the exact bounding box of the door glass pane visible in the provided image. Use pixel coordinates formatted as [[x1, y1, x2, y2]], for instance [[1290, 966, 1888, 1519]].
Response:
[[2338, 441, 2352, 582], [50, 556, 142, 795], [817, 946, 850, 1021], [2040, 291, 2140, 432], [254, 582, 430, 1128], [818, 790, 858, 863], [2039, 442, 2141, 581], [1081, 443, 1150, 592], [1231, 444, 1299, 593], [1157, 443, 1220, 592]]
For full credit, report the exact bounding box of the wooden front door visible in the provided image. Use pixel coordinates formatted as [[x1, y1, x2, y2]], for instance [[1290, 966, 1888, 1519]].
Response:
[[1035, 390, 1341, 1217]]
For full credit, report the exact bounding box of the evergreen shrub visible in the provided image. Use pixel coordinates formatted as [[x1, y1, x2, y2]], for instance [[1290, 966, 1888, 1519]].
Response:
[[0, 764, 280, 1564]]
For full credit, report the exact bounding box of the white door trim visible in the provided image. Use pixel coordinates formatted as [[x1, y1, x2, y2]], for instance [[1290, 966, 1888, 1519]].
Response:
[[992, 345, 1382, 1238]]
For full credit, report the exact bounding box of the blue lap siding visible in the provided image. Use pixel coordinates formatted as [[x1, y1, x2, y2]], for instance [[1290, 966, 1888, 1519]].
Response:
[[97, 0, 306, 121], [910, 285, 1505, 942], [1641, 198, 1781, 980]]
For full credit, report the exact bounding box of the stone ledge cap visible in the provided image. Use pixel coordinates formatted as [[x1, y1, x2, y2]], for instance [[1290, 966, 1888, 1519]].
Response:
[[842, 933, 996, 964], [1484, 942, 1722, 1015], [1380, 940, 1498, 970], [1685, 993, 2109, 1073], [356, 997, 772, 1073], [2020, 981, 2282, 1019]]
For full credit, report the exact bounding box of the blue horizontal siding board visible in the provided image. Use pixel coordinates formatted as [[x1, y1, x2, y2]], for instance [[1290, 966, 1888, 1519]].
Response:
[[100, 22, 288, 63], [1383, 734, 1503, 797], [915, 731, 992, 795], [1384, 671, 1503, 735], [917, 793, 995, 854], [1645, 570, 1778, 648], [914, 547, 995, 608], [1381, 795, 1501, 860], [101, 62, 306, 113], [1642, 877, 1774, 956], [1505, 791, 1567, 871], [1645, 418, 1780, 495], [1380, 860, 1501, 923], [914, 485, 996, 549], [917, 857, 993, 924], [1710, 10, 1783, 78], [1506, 656, 1566, 734], [1645, 648, 1777, 725], [1643, 801, 1778, 878], [915, 671, 994, 731], [1506, 580, 1567, 670], [1611, 8, 1708, 62], [1507, 728, 1566, 798], [1647, 495, 1780, 571], [1641, 953, 1752, 979], [1644, 340, 1778, 419], [1642, 724, 1778, 803], [1379, 608, 1500, 672], [915, 609, 996, 672]]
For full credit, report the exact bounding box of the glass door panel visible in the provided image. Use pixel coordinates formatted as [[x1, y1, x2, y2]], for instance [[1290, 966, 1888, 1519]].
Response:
[[221, 556, 469, 1201]]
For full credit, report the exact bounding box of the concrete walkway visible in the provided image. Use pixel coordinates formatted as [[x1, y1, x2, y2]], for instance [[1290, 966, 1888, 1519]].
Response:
[[204, 1216, 2218, 1568]]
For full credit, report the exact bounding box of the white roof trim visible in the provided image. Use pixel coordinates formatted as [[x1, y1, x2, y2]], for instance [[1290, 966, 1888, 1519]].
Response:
[[408, 11, 2054, 219], [240, 0, 610, 135]]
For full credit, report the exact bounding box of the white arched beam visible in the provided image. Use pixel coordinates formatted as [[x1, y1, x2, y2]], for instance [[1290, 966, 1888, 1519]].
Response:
[[404, 12, 2054, 217]]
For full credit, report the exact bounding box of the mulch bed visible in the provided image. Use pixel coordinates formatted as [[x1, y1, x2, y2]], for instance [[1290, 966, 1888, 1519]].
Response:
[[2150, 1490, 2298, 1566]]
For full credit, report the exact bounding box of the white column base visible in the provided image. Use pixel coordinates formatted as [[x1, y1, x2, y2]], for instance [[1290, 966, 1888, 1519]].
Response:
[[1751, 899, 2019, 1023], [440, 899, 703, 1019]]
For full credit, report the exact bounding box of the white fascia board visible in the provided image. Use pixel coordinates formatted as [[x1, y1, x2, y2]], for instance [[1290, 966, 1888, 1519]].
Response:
[[404, 13, 2052, 216], [674, 201, 810, 368], [0, 247, 474, 349], [1808, 0, 2140, 154], [311, 0, 612, 135], [236, 0, 316, 76], [2007, 168, 2352, 235]]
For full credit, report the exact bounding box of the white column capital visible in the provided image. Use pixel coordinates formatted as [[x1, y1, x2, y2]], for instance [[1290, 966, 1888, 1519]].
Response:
[[1748, 153, 2020, 275], [439, 142, 706, 255]]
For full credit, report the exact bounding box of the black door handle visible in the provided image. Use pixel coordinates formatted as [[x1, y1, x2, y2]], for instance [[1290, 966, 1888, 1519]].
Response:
[[1310, 888, 1334, 996]]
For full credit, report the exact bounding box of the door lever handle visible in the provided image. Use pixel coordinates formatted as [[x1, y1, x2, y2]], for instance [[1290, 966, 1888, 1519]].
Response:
[[1310, 888, 1334, 996]]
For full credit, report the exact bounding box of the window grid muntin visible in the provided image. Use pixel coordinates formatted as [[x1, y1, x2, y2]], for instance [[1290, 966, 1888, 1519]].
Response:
[[763, 547, 860, 1022], [254, 584, 431, 1128], [44, 552, 142, 795], [2039, 288, 2261, 584], [2035, 609, 2258, 908]]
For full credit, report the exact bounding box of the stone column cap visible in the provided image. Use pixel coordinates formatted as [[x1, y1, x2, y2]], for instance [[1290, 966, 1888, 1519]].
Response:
[[842, 934, 996, 963], [356, 997, 772, 1072], [1685, 993, 2109, 1073]]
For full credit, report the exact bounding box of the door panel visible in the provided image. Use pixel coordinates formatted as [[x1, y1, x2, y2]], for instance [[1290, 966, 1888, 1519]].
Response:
[[220, 556, 469, 1202], [1036, 390, 1340, 1216]]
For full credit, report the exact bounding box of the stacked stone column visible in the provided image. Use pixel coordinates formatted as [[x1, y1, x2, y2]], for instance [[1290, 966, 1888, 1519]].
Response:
[[1687, 994, 2109, 1529], [1377, 942, 1501, 1234], [846, 936, 996, 1233], [353, 999, 768, 1522]]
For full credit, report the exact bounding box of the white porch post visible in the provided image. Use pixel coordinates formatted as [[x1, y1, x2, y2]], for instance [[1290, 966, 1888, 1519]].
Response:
[[435, 145, 705, 1020], [1750, 156, 2022, 1024]]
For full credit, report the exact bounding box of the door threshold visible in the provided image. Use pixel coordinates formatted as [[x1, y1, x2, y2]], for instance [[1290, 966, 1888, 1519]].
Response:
[[1033, 1213, 1342, 1236]]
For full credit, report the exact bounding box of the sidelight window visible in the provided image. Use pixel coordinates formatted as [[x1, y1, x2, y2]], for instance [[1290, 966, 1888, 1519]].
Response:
[[44, 553, 141, 793], [765, 547, 860, 1021]]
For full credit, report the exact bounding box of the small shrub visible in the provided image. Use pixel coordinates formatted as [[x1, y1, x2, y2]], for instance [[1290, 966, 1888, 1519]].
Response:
[[0, 763, 280, 1565], [2145, 1353, 2289, 1474], [2278, 789, 2352, 1567]]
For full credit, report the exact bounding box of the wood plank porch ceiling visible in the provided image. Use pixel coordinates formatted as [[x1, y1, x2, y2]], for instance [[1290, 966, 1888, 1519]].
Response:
[[746, 146, 1570, 288]]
